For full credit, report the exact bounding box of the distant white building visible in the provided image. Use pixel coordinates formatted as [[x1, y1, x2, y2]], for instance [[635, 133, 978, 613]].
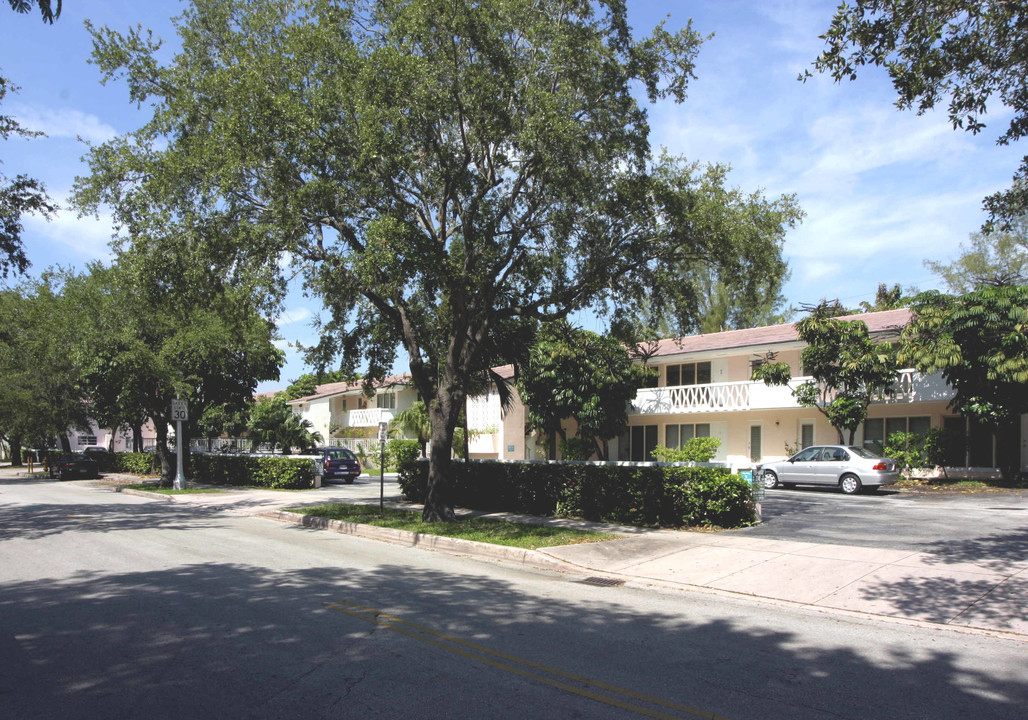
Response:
[[288, 309, 1028, 472]]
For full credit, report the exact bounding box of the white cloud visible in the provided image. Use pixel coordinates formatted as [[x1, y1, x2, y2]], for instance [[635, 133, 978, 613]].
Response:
[[276, 307, 313, 326], [12, 105, 119, 145], [22, 199, 117, 265]]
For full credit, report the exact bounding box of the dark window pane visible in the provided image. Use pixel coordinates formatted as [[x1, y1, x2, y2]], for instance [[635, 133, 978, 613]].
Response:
[[697, 362, 711, 384], [667, 365, 680, 387]]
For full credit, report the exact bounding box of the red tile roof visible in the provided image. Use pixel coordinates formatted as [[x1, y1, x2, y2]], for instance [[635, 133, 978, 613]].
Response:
[[288, 309, 912, 400], [643, 308, 912, 358], [287, 373, 412, 403]]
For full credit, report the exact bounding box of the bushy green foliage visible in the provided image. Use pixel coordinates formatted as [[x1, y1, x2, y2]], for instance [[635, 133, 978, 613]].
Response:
[[114, 452, 160, 475], [651, 436, 721, 462], [675, 472, 755, 528], [883, 428, 950, 473], [398, 460, 754, 528], [189, 454, 317, 489], [387, 439, 421, 474]]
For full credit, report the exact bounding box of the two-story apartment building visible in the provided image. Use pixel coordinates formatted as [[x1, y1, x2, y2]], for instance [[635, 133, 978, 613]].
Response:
[[288, 309, 1027, 472]]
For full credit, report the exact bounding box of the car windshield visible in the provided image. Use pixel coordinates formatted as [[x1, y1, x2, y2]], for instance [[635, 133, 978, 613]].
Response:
[[326, 449, 354, 460], [64, 453, 90, 461], [847, 446, 880, 459]]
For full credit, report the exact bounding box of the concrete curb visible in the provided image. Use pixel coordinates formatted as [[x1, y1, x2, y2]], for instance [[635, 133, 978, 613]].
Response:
[[258, 509, 591, 576], [115, 487, 176, 502]]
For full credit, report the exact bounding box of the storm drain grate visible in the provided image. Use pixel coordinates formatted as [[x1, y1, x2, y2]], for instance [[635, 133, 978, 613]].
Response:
[[577, 576, 625, 588]]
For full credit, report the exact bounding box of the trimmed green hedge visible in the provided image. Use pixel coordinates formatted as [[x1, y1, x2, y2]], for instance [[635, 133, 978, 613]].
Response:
[[113, 452, 161, 475], [111, 451, 319, 489], [398, 460, 756, 528], [189, 455, 318, 489]]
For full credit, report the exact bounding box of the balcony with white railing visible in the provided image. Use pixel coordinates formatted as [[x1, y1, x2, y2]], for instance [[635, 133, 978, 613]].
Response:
[[630, 370, 953, 416], [334, 408, 396, 428], [877, 369, 954, 404]]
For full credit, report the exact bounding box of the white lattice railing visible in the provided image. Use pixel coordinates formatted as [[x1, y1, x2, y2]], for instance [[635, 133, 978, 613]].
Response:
[[630, 370, 952, 416], [877, 369, 954, 404], [631, 381, 754, 415], [344, 408, 396, 427]]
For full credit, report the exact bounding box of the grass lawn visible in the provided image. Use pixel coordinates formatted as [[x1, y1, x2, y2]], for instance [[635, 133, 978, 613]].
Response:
[[122, 484, 228, 495], [286, 502, 620, 550]]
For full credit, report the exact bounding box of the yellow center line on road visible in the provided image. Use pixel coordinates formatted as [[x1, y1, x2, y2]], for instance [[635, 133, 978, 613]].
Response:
[[65, 514, 104, 527], [323, 600, 732, 720]]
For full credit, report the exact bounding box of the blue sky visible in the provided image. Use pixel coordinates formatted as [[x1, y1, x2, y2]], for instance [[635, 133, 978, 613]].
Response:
[[2, 1, 1022, 392]]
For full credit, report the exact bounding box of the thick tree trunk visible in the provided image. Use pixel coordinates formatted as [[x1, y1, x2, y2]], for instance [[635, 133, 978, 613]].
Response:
[[154, 421, 174, 487], [10, 433, 23, 466], [132, 422, 144, 453], [423, 382, 464, 522], [59, 434, 71, 452]]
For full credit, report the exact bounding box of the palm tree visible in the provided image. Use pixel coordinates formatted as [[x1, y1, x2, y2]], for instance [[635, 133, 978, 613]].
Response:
[[389, 401, 430, 456]]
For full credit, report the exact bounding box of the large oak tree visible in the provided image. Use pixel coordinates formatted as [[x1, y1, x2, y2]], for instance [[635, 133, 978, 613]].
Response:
[[75, 0, 801, 519]]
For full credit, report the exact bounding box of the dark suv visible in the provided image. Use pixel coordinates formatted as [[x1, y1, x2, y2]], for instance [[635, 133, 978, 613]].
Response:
[[314, 447, 362, 483]]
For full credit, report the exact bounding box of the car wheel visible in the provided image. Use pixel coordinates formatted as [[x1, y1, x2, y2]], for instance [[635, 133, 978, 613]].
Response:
[[761, 470, 779, 489], [840, 474, 862, 495]]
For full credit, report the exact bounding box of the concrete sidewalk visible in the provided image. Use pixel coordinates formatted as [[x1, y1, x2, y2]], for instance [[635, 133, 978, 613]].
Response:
[[18, 467, 1025, 640]]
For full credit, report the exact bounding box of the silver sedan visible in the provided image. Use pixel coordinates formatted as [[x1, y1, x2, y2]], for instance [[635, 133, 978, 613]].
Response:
[[759, 445, 900, 494]]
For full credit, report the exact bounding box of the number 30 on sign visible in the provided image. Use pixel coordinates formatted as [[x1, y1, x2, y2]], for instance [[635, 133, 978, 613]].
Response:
[[171, 400, 189, 422]]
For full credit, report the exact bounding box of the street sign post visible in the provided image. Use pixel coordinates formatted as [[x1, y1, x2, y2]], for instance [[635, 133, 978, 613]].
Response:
[[171, 399, 188, 490], [379, 421, 388, 512]]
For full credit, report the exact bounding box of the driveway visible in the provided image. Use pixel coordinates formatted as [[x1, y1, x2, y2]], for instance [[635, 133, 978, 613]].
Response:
[[730, 485, 1028, 552]]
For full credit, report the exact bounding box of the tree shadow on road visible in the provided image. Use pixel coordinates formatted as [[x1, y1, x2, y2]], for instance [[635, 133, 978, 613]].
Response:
[[1, 549, 1025, 719]]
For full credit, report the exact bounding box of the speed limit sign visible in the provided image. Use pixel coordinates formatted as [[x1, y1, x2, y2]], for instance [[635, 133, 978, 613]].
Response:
[[171, 399, 189, 422]]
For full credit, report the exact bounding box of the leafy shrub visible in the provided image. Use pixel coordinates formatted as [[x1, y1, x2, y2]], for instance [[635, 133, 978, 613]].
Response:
[[189, 454, 316, 489], [387, 439, 421, 473], [675, 472, 755, 528], [114, 452, 160, 475], [560, 438, 593, 461], [396, 460, 752, 528], [652, 436, 721, 462], [883, 429, 951, 472]]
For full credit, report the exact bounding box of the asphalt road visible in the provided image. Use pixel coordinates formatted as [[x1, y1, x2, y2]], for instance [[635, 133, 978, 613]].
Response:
[[730, 485, 1028, 552], [2, 477, 1026, 720]]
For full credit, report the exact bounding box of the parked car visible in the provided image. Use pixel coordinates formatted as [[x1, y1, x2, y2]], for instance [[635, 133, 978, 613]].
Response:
[[82, 446, 113, 470], [759, 445, 900, 494], [313, 447, 362, 483], [49, 452, 100, 481]]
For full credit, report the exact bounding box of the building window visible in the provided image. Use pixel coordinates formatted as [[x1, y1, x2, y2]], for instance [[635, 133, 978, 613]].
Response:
[[863, 416, 931, 452], [666, 362, 711, 387], [376, 392, 396, 409], [749, 425, 762, 463], [800, 422, 815, 449], [620, 425, 658, 461], [665, 423, 710, 449], [77, 435, 97, 446]]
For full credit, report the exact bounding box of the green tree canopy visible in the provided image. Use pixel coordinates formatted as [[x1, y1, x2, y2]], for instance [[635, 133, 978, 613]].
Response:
[[0, 275, 91, 460], [75, 0, 801, 519], [808, 1, 1028, 227], [925, 217, 1028, 293], [64, 245, 284, 485], [899, 286, 1028, 425], [248, 394, 322, 454], [517, 321, 646, 460], [858, 283, 916, 313], [1, 75, 56, 278], [753, 301, 898, 444]]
